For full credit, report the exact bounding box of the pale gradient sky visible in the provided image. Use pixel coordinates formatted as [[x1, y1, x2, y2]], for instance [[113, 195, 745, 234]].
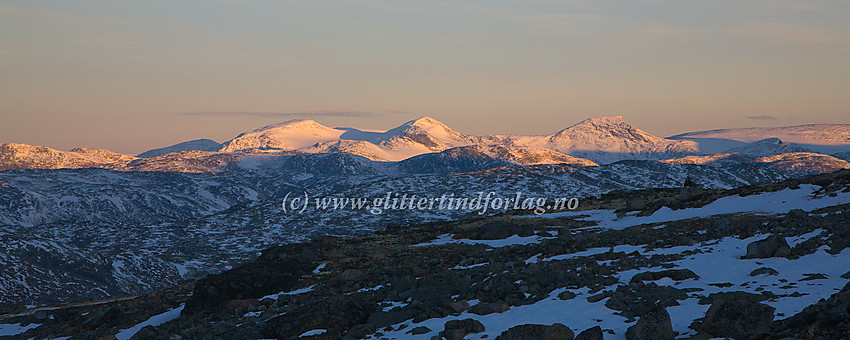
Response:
[[1, 0, 848, 154]]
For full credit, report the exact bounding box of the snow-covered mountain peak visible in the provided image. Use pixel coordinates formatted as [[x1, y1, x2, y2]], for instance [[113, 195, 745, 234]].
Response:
[[574, 115, 626, 126], [729, 137, 811, 156], [251, 119, 333, 133], [406, 116, 445, 128], [381, 116, 472, 151], [220, 119, 343, 152], [527, 116, 699, 163]]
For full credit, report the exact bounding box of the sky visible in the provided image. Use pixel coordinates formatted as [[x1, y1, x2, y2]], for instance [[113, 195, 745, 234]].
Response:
[[1, 0, 848, 154]]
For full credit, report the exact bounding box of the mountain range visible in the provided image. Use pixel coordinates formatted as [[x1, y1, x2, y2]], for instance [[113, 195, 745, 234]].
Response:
[[2, 115, 850, 314], [2, 116, 850, 172]]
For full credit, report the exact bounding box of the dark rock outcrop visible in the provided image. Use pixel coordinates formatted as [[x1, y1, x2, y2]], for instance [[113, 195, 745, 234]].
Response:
[[698, 299, 774, 339], [495, 323, 574, 340], [625, 306, 674, 340], [749, 267, 779, 276], [744, 235, 791, 259], [770, 282, 850, 338], [440, 318, 485, 340], [628, 269, 699, 284], [574, 326, 603, 340]]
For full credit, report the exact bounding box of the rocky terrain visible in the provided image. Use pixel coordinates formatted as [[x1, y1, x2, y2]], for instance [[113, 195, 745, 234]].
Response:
[[0, 153, 835, 310], [2, 169, 850, 339]]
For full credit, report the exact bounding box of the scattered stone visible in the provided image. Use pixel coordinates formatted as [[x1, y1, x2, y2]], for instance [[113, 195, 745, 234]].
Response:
[[749, 267, 779, 276], [448, 300, 469, 313], [744, 235, 792, 259], [495, 323, 574, 340], [625, 306, 674, 340], [408, 326, 431, 335], [605, 283, 687, 320], [557, 291, 576, 300], [770, 282, 850, 338], [574, 326, 603, 340], [469, 302, 509, 316], [441, 318, 485, 340], [626, 197, 646, 211], [698, 291, 768, 305], [586, 290, 614, 303], [339, 269, 365, 281], [800, 273, 828, 281], [628, 269, 699, 284], [129, 325, 158, 340], [699, 299, 775, 339]]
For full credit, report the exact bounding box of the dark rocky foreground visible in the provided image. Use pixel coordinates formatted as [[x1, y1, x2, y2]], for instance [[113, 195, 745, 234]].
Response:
[[2, 170, 850, 339]]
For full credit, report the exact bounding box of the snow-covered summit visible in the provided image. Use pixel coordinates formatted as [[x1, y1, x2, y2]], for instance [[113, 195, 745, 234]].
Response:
[[523, 116, 699, 163], [728, 138, 811, 157], [219, 119, 345, 152], [0, 143, 137, 171]]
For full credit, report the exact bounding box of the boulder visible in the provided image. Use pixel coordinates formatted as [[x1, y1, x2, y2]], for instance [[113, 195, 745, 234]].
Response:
[[749, 267, 779, 276], [408, 326, 431, 335], [625, 306, 674, 340], [628, 269, 699, 284], [744, 235, 792, 259], [586, 290, 613, 303], [574, 326, 603, 340], [626, 197, 646, 211], [440, 318, 485, 340], [770, 282, 850, 338], [699, 299, 775, 339], [495, 323, 574, 340], [698, 291, 768, 305], [469, 302, 509, 315]]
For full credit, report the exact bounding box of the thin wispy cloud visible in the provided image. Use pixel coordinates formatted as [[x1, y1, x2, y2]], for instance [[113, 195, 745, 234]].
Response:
[[178, 110, 382, 118], [744, 115, 780, 121]]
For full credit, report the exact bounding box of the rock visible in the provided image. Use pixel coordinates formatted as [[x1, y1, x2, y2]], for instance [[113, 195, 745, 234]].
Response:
[[475, 221, 533, 240], [440, 318, 485, 340], [448, 300, 469, 313], [800, 273, 828, 281], [628, 269, 699, 284], [842, 271, 850, 279], [744, 235, 792, 259], [770, 282, 850, 338], [626, 197, 646, 211], [786, 209, 807, 219], [34, 310, 49, 320], [699, 299, 775, 339], [749, 267, 779, 276], [558, 291, 576, 300], [574, 326, 603, 340], [495, 323, 574, 340], [698, 291, 768, 305], [625, 306, 674, 340], [261, 294, 375, 339], [605, 283, 688, 320], [339, 269, 365, 281], [792, 237, 822, 256], [408, 326, 431, 335], [586, 290, 613, 303], [469, 302, 509, 315], [129, 325, 159, 340]]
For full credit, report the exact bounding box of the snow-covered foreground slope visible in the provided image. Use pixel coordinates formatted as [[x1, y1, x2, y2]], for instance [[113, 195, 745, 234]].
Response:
[[0, 155, 833, 309], [6, 170, 850, 339], [532, 184, 850, 228]]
